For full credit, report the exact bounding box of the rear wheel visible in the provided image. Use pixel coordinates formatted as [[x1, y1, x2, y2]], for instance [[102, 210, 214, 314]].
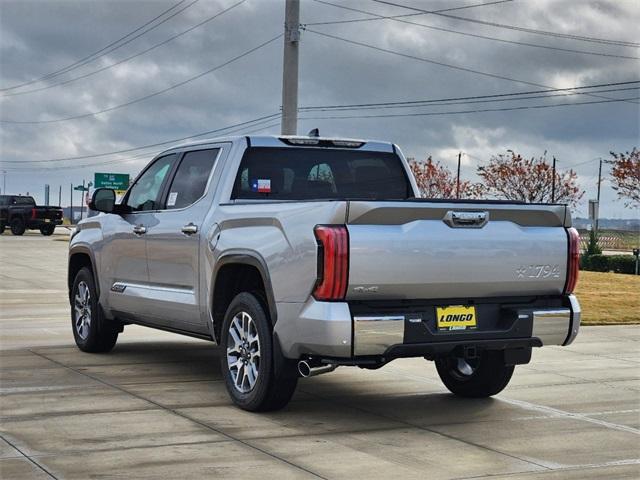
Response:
[[220, 292, 298, 411], [71, 267, 119, 353], [10, 218, 25, 236], [40, 224, 55, 236], [0, 223, 5, 234], [435, 350, 514, 398]]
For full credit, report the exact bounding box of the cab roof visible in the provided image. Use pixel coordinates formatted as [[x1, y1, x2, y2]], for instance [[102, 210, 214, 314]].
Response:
[[160, 135, 395, 155]]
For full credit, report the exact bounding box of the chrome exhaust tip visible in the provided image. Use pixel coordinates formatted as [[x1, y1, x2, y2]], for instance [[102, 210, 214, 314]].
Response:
[[298, 360, 337, 378]]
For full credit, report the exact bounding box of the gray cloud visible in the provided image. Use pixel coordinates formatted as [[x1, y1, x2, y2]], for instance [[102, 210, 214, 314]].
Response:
[[1, 0, 638, 217]]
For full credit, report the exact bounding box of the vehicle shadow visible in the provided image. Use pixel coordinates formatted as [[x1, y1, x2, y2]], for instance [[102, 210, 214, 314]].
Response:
[[98, 340, 502, 427]]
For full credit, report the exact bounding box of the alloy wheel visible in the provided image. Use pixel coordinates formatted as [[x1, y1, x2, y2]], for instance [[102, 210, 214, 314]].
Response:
[[226, 311, 261, 393], [74, 281, 92, 340]]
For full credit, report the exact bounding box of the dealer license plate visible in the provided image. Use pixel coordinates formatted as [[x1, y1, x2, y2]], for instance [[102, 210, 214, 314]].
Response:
[[436, 305, 477, 331]]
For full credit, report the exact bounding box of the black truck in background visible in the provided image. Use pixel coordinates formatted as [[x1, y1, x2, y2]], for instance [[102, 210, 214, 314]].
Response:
[[0, 195, 63, 236]]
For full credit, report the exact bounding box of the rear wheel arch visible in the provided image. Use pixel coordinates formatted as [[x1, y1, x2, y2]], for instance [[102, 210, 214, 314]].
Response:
[[211, 254, 277, 343]]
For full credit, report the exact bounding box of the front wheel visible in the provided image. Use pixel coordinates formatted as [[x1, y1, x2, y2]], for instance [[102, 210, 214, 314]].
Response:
[[71, 267, 119, 353], [220, 292, 298, 411], [0, 223, 5, 234], [435, 350, 514, 398], [40, 224, 55, 236]]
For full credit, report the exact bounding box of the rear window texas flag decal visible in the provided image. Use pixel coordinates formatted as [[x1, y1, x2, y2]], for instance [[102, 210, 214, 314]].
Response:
[[251, 178, 271, 193]]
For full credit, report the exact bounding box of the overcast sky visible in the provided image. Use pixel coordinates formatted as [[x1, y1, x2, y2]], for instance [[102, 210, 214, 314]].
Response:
[[0, 0, 638, 217]]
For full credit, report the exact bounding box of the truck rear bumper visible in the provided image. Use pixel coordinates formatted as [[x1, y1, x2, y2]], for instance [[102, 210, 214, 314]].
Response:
[[276, 295, 580, 359], [27, 219, 63, 228], [353, 294, 581, 356]]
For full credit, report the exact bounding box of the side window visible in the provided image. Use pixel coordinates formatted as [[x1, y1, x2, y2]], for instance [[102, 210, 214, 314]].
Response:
[[126, 154, 175, 211], [165, 149, 219, 209]]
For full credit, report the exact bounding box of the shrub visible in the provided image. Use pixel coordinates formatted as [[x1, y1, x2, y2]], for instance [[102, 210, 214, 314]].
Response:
[[584, 254, 610, 272], [585, 230, 602, 255], [608, 255, 637, 274], [580, 254, 637, 274]]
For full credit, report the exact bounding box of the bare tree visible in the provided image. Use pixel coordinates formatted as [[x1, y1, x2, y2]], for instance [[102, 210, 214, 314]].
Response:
[[607, 147, 639, 208], [408, 157, 484, 199], [477, 151, 583, 206]]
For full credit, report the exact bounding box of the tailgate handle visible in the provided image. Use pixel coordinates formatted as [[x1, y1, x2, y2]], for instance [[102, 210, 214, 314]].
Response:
[[444, 211, 489, 228]]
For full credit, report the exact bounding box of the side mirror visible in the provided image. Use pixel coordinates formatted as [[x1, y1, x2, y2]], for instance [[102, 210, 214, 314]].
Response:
[[89, 188, 116, 213]]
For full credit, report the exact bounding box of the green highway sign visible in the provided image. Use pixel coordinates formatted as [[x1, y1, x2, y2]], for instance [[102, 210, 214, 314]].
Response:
[[94, 173, 130, 191]]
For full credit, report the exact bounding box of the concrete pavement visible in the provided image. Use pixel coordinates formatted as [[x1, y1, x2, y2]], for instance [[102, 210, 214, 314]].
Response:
[[1, 232, 639, 479]]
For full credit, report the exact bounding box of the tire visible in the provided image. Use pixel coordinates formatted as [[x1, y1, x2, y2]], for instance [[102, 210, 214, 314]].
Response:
[[220, 292, 298, 411], [0, 223, 5, 234], [435, 350, 514, 398], [71, 267, 119, 353], [10, 218, 25, 236], [40, 224, 56, 236]]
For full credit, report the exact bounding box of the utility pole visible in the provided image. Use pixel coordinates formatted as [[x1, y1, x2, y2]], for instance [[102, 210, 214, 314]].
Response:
[[595, 158, 602, 234], [281, 0, 300, 135], [456, 152, 462, 199], [551, 156, 557, 203], [58, 185, 62, 207], [70, 183, 73, 225], [0, 170, 6, 195]]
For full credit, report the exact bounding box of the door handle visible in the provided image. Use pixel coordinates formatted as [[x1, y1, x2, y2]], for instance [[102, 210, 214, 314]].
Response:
[[181, 223, 198, 235], [133, 225, 147, 235]]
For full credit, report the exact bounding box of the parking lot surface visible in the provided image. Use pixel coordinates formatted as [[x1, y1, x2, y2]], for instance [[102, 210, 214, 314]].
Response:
[[1, 232, 639, 479]]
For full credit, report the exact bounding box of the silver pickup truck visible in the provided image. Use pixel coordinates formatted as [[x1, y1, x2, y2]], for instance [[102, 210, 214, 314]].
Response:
[[69, 135, 581, 411]]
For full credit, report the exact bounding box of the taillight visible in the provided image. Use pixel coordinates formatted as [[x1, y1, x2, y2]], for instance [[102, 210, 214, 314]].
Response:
[[313, 225, 349, 301], [564, 227, 580, 294], [31, 208, 37, 219]]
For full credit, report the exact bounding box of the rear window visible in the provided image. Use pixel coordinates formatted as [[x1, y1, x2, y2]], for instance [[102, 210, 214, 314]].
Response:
[[12, 196, 35, 206], [232, 147, 411, 200]]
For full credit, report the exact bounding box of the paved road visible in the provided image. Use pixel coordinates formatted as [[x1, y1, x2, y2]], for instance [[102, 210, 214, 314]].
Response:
[[1, 233, 639, 479]]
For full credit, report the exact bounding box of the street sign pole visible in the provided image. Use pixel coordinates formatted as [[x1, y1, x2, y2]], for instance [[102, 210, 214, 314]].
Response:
[[80, 180, 85, 220]]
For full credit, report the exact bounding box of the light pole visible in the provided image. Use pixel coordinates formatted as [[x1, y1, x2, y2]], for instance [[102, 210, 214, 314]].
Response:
[[0, 170, 6, 195], [551, 156, 557, 203], [456, 152, 462, 199], [595, 158, 602, 234]]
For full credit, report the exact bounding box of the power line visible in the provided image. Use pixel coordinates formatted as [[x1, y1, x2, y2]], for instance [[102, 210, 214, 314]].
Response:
[[305, 29, 639, 105], [370, 0, 640, 48], [307, 0, 513, 26], [565, 158, 602, 169], [2, 117, 283, 172], [299, 81, 640, 111], [1, 0, 248, 98], [298, 95, 640, 121], [301, 87, 640, 111], [0, 34, 282, 124], [310, 0, 639, 60], [0, 113, 281, 165], [7, 117, 280, 172], [0, 0, 198, 92]]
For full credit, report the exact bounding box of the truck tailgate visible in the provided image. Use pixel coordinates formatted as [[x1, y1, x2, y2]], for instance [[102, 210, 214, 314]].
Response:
[[35, 207, 63, 220], [346, 201, 570, 300]]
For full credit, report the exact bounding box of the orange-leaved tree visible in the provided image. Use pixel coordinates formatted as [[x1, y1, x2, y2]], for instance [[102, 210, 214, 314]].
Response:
[[477, 151, 583, 206], [408, 157, 484, 199], [607, 148, 639, 208]]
